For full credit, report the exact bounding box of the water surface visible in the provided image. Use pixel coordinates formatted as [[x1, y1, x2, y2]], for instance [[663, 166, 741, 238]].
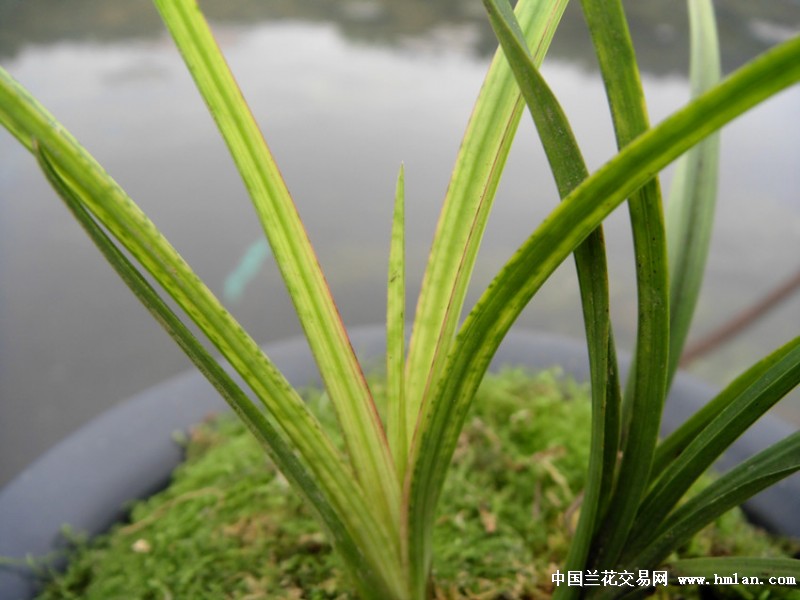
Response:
[[2, 1, 799, 485]]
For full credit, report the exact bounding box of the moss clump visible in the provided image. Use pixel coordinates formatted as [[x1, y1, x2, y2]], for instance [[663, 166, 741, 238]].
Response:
[[34, 369, 798, 599]]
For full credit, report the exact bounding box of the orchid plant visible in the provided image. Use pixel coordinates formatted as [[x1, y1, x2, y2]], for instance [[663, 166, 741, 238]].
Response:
[[1, 0, 799, 597]]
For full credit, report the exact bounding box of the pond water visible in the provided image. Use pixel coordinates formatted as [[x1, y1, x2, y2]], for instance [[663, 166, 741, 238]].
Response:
[[1, 0, 799, 486]]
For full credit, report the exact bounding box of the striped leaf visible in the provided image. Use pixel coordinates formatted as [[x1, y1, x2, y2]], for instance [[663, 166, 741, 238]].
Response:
[[152, 0, 401, 531], [402, 0, 569, 451], [402, 2, 570, 590], [0, 66, 404, 599], [33, 142, 391, 597], [387, 165, 407, 478]]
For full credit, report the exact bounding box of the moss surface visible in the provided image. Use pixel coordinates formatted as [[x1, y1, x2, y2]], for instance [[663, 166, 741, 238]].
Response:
[[34, 369, 798, 599]]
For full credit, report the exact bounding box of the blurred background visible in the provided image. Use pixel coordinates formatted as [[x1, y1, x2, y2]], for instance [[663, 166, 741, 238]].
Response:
[[1, 0, 799, 486]]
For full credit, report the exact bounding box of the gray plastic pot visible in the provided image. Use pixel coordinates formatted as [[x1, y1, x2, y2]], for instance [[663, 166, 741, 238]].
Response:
[[1, 326, 798, 599]]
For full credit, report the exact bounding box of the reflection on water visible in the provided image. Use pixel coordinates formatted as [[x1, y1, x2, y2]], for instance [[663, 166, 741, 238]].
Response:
[[1, 2, 799, 485], [3, 0, 800, 71]]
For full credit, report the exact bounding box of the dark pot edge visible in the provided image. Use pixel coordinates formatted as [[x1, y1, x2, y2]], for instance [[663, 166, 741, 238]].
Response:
[[1, 326, 797, 599]]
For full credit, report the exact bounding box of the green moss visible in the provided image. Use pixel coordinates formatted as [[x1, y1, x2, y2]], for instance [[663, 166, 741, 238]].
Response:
[[34, 369, 798, 599]]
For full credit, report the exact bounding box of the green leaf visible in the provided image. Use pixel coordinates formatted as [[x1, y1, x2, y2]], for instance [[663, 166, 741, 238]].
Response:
[[629, 335, 800, 545], [402, 0, 569, 449], [151, 0, 400, 530], [626, 431, 800, 570], [406, 33, 800, 599], [0, 66, 404, 599], [578, 0, 670, 568], [666, 0, 722, 386], [655, 336, 800, 474], [387, 164, 407, 479], [480, 1, 619, 590], [33, 142, 387, 596], [402, 2, 570, 590]]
